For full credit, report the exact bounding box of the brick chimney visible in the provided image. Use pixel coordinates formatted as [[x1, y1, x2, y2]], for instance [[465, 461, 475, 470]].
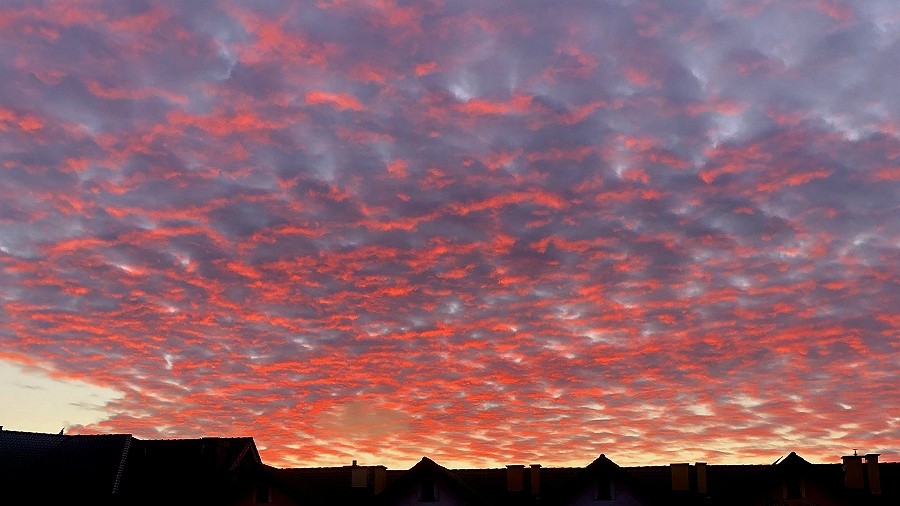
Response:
[[842, 454, 864, 489], [865, 454, 880, 495], [374, 465, 387, 494], [530, 464, 541, 495], [351, 461, 368, 488], [671, 463, 690, 491], [696, 462, 708, 495], [507, 465, 524, 492]]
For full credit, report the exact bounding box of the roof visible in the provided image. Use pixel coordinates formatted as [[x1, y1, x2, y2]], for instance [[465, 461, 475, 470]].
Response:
[[40, 433, 134, 495], [450, 466, 583, 506], [0, 430, 133, 503], [4, 430, 896, 505], [116, 436, 260, 504], [128, 436, 259, 473], [0, 428, 68, 475], [0, 430, 262, 505], [376, 457, 494, 506], [265, 463, 396, 505]]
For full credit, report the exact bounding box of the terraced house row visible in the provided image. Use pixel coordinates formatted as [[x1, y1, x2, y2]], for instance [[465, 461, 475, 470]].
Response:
[[1, 427, 895, 505]]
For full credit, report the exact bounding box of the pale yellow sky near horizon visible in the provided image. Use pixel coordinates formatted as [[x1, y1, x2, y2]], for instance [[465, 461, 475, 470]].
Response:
[[0, 359, 122, 433]]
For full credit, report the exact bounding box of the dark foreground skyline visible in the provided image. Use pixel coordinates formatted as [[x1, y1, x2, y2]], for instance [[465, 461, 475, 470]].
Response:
[[2, 428, 896, 505], [1, 0, 898, 468]]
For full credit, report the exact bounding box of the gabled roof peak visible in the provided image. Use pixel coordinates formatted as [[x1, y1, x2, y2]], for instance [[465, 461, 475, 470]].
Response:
[[585, 453, 620, 468], [779, 451, 812, 466]]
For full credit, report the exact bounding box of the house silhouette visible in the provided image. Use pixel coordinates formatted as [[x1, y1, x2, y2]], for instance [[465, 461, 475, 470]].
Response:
[[1, 427, 895, 505]]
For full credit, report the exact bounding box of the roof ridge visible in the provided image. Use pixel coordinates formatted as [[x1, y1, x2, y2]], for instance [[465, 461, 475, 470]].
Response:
[[111, 436, 132, 495], [229, 440, 251, 472]]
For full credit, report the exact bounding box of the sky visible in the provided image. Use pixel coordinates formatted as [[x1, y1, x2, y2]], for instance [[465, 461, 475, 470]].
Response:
[[0, 0, 898, 469]]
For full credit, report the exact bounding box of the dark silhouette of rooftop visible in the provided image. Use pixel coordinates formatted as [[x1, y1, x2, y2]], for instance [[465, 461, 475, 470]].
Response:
[[1, 427, 896, 505]]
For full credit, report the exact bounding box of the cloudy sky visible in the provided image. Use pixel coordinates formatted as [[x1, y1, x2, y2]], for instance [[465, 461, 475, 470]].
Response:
[[1, 0, 898, 468]]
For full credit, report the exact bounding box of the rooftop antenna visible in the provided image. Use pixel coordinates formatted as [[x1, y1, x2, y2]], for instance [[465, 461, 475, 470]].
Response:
[[853, 449, 858, 456]]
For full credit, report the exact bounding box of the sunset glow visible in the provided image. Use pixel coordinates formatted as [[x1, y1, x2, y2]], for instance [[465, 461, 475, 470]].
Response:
[[0, 0, 898, 469]]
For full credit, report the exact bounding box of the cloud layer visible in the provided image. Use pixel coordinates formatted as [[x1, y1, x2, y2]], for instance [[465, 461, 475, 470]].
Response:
[[0, 0, 897, 467]]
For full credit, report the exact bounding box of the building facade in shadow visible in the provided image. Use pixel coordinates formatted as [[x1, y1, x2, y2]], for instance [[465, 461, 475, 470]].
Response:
[[1, 428, 894, 505]]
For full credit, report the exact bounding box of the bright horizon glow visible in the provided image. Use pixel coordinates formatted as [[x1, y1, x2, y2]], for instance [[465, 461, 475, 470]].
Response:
[[0, 360, 123, 434], [0, 0, 897, 469]]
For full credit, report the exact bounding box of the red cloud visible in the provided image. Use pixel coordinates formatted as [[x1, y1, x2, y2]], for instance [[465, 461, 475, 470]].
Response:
[[305, 90, 366, 111]]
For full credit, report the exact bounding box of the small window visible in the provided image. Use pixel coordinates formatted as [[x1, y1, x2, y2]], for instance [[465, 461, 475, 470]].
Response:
[[595, 476, 614, 501], [254, 483, 271, 503], [785, 479, 804, 499], [419, 477, 437, 502]]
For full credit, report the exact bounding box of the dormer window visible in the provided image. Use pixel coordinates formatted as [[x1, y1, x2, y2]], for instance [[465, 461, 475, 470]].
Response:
[[594, 476, 614, 501], [785, 478, 804, 499], [419, 477, 437, 502], [254, 483, 271, 503]]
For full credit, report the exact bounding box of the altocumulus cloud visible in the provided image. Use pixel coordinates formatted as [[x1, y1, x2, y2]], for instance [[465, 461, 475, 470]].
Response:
[[0, 0, 897, 468]]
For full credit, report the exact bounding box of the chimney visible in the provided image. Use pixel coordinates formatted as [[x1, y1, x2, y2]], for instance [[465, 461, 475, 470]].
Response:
[[865, 454, 881, 495], [374, 465, 387, 494], [671, 463, 690, 491], [351, 461, 368, 488], [530, 464, 541, 495], [507, 465, 524, 492], [843, 455, 864, 489], [696, 462, 708, 495]]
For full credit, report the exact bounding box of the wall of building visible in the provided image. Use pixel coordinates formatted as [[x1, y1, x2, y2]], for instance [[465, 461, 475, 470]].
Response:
[[752, 480, 849, 506], [389, 477, 473, 506], [564, 479, 646, 506], [231, 482, 298, 506]]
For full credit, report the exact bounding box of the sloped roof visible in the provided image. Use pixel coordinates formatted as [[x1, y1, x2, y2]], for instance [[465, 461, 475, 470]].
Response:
[[703, 463, 772, 505], [450, 466, 583, 506], [618, 453, 897, 506], [129, 436, 258, 473], [267, 457, 900, 506], [6, 431, 895, 506], [115, 436, 260, 504], [0, 430, 133, 502], [549, 453, 659, 504], [0, 428, 68, 475], [376, 457, 494, 506], [40, 433, 133, 495], [452, 468, 528, 506], [763, 451, 848, 503], [266, 463, 398, 505]]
